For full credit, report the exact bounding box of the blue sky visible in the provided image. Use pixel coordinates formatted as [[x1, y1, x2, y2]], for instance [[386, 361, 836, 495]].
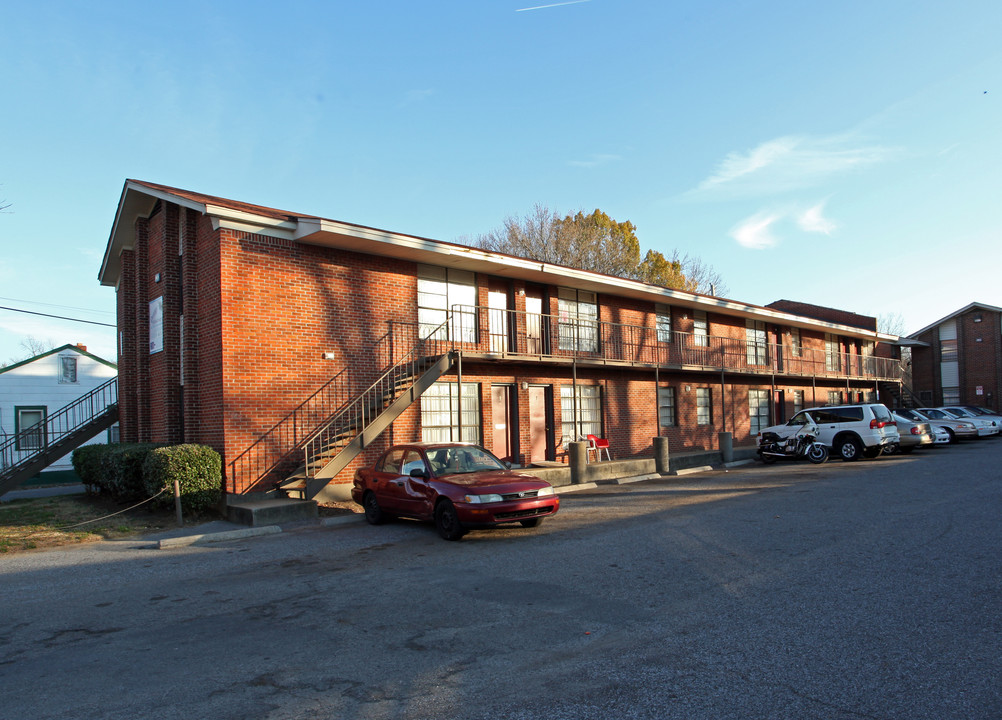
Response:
[[2, 0, 999, 364]]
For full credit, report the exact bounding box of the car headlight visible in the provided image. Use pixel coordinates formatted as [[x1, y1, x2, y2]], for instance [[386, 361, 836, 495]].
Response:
[[464, 493, 503, 504], [536, 486, 555, 498]]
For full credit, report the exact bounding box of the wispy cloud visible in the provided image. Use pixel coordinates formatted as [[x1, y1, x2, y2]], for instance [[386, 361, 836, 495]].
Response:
[[796, 200, 837, 235], [730, 211, 782, 250], [732, 200, 838, 250], [568, 153, 620, 168], [516, 0, 590, 12], [691, 134, 895, 197]]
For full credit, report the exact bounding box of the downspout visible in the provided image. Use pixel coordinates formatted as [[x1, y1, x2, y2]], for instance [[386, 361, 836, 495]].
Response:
[[457, 350, 463, 442]]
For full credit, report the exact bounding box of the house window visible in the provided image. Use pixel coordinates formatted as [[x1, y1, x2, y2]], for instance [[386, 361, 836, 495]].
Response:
[[107, 424, 121, 444], [693, 311, 708, 347], [658, 386, 676, 427], [940, 338, 958, 362], [696, 388, 712, 425], [746, 320, 768, 366], [827, 390, 842, 405], [790, 328, 802, 357], [793, 390, 804, 415], [942, 387, 961, 405], [417, 265, 477, 343], [558, 288, 598, 352], [560, 385, 602, 441], [15, 406, 46, 451], [59, 355, 78, 384], [420, 382, 480, 443], [825, 334, 842, 372], [655, 303, 672, 343], [749, 389, 771, 435]]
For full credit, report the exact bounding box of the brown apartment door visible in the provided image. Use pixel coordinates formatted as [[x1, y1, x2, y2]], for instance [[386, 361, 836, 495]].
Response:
[[527, 385, 555, 463], [491, 385, 516, 463], [525, 285, 550, 356]]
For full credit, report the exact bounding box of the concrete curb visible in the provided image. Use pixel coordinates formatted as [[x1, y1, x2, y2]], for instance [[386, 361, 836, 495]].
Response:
[[724, 459, 755, 468], [158, 525, 282, 549], [555, 482, 598, 493], [613, 473, 663, 485], [674, 465, 714, 476]]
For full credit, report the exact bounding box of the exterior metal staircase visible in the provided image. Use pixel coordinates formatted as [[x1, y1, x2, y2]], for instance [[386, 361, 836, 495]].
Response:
[[0, 378, 118, 498], [881, 380, 922, 409], [288, 350, 455, 500], [227, 321, 456, 502]]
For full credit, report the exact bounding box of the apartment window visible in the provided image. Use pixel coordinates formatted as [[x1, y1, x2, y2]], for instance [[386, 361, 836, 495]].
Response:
[[746, 320, 768, 366], [793, 390, 804, 415], [693, 311, 708, 347], [658, 386, 676, 427], [940, 338, 958, 362], [790, 328, 802, 357], [825, 334, 842, 372], [417, 265, 477, 342], [560, 385, 602, 440], [558, 288, 598, 352], [942, 387, 961, 405], [696, 388, 712, 425], [59, 355, 78, 384], [420, 382, 480, 444], [827, 390, 842, 405], [656, 303, 672, 343], [15, 406, 46, 451], [749, 389, 771, 435]]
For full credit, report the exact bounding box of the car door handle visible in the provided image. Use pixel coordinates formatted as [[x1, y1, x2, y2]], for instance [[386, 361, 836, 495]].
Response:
[[393, 481, 404, 486]]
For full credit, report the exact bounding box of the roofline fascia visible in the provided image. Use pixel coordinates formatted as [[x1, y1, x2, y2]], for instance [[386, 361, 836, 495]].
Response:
[[0, 344, 117, 375], [907, 302, 1002, 339]]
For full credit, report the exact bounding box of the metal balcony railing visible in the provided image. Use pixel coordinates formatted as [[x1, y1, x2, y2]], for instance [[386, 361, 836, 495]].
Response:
[[395, 304, 902, 382]]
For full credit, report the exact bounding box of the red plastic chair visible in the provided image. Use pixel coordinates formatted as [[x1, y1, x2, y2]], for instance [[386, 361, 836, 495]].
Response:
[[586, 434, 611, 462]]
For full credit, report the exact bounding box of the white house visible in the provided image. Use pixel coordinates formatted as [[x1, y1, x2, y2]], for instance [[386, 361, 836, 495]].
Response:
[[0, 344, 118, 479]]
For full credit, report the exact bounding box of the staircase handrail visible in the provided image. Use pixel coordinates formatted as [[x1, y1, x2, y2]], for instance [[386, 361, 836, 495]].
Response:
[[0, 377, 118, 474], [227, 367, 353, 494], [302, 322, 452, 478]]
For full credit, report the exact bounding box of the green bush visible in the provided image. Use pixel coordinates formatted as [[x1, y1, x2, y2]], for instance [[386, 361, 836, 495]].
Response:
[[143, 444, 222, 514], [71, 444, 109, 492], [101, 443, 160, 501]]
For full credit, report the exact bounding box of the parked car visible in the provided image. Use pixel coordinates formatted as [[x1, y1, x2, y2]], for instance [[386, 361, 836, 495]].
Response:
[[920, 407, 997, 437], [942, 406, 1002, 434], [911, 408, 979, 442], [929, 425, 952, 444], [757, 403, 899, 461], [352, 442, 560, 540], [890, 412, 934, 454]]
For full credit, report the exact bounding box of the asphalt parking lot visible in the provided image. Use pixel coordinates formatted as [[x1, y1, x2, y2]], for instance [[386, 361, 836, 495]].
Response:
[[2, 440, 1001, 720]]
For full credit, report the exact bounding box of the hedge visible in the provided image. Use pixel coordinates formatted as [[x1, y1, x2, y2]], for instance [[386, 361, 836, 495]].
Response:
[[71, 443, 222, 513], [142, 444, 222, 514]]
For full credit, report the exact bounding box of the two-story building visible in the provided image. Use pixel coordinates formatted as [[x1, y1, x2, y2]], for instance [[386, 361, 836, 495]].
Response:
[[98, 180, 903, 502]]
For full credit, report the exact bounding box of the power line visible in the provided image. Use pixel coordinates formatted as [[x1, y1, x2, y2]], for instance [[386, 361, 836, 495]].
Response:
[[0, 295, 115, 316], [0, 305, 116, 328]]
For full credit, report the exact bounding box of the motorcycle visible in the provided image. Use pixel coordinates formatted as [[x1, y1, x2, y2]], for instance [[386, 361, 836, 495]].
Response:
[[757, 423, 829, 464]]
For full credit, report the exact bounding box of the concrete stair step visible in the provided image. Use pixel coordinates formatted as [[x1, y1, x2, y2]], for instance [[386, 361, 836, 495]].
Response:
[[226, 498, 318, 526]]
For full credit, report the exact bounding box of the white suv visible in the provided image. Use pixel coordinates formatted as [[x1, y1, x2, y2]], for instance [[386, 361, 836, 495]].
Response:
[[758, 403, 900, 461]]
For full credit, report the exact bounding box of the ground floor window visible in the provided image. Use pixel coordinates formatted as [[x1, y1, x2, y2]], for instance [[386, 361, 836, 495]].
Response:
[[942, 387, 960, 405], [793, 390, 804, 415], [560, 385, 602, 441], [749, 389, 770, 435], [15, 406, 47, 451], [696, 388, 712, 425], [658, 386, 676, 428], [421, 382, 480, 444], [827, 390, 842, 405]]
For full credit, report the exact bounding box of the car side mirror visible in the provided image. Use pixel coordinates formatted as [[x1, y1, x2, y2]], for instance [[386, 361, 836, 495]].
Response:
[[504, 461, 512, 470], [409, 468, 429, 480]]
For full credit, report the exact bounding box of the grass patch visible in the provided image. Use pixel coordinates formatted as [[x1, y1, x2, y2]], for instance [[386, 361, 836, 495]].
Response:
[[0, 494, 216, 554]]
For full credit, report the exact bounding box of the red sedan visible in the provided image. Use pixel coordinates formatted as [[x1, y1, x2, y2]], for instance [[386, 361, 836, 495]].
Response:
[[352, 443, 560, 540]]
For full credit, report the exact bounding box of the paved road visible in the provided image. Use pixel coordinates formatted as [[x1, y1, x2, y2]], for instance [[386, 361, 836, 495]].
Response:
[[2, 442, 1000, 719]]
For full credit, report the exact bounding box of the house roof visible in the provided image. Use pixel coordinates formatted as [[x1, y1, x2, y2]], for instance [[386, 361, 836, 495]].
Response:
[[0, 344, 117, 376], [100, 179, 899, 343], [907, 302, 1002, 339]]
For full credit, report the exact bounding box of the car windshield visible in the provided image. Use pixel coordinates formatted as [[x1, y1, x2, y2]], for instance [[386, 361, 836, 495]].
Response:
[[896, 409, 920, 421], [427, 446, 506, 475], [945, 407, 974, 417]]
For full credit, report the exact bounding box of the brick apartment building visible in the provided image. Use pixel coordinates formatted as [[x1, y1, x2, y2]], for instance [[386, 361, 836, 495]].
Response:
[[907, 302, 1002, 410], [98, 180, 905, 501]]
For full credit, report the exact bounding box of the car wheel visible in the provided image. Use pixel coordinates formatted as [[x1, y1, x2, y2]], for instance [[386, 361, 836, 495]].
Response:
[[519, 518, 543, 528], [435, 499, 466, 541], [362, 491, 386, 525], [945, 428, 957, 444], [837, 437, 863, 461]]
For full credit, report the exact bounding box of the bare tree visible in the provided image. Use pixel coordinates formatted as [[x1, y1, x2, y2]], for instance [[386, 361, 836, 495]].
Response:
[[877, 312, 907, 336]]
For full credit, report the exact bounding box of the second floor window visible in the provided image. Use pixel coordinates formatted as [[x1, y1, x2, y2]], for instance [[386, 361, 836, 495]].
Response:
[[789, 328, 802, 357], [418, 265, 477, 343], [558, 288, 598, 352], [59, 355, 78, 383], [825, 334, 842, 372], [693, 311, 708, 347], [656, 303, 672, 343], [746, 321, 768, 366]]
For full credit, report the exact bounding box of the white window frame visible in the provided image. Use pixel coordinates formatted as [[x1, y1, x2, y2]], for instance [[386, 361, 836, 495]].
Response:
[[420, 382, 481, 444], [749, 389, 771, 435], [58, 355, 78, 384], [825, 334, 842, 372], [558, 288, 598, 352], [693, 311, 708, 347], [696, 388, 712, 425], [746, 320, 768, 366], [655, 303, 672, 343], [418, 265, 477, 343], [560, 385, 602, 441], [658, 386, 676, 428]]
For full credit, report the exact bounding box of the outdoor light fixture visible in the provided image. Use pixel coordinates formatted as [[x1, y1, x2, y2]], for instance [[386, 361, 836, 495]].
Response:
[[322, 352, 337, 360], [521, 382, 529, 390]]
